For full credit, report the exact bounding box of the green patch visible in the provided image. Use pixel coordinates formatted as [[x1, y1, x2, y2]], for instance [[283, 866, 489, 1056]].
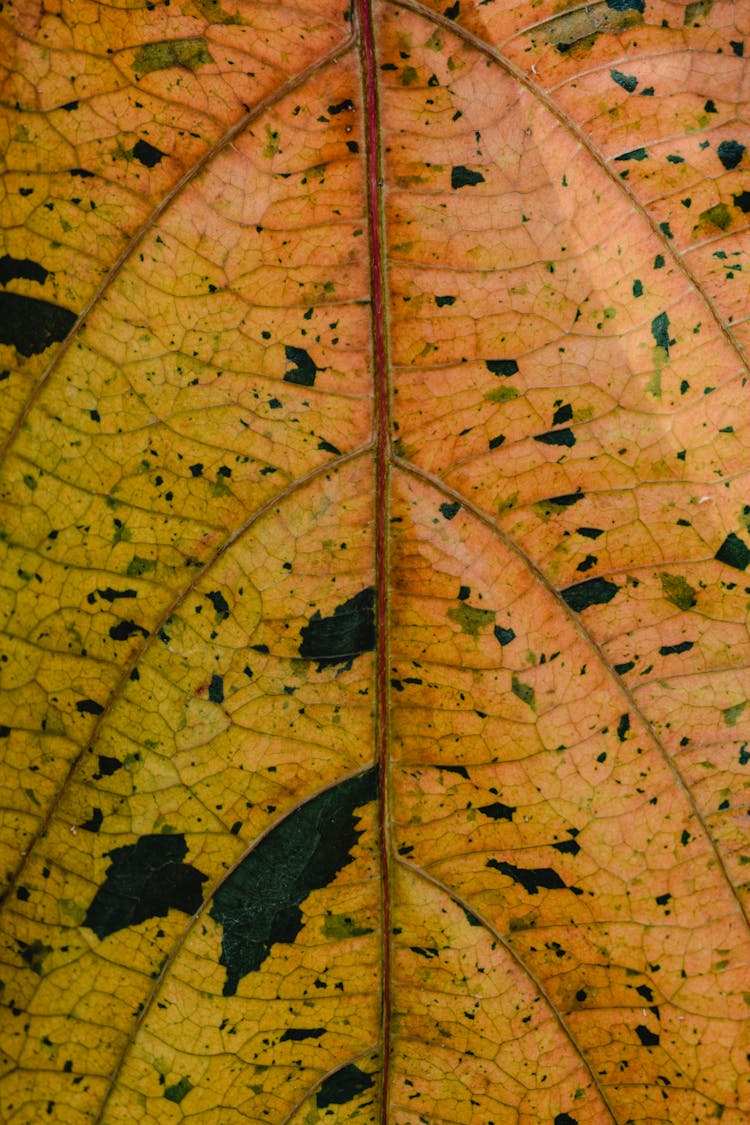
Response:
[[322, 913, 374, 940], [511, 673, 535, 710], [264, 127, 280, 158], [723, 702, 746, 727], [448, 603, 495, 636], [508, 910, 537, 932], [684, 0, 714, 22], [659, 572, 697, 610], [126, 555, 156, 577], [133, 38, 213, 77], [191, 0, 242, 23], [164, 1076, 193, 1104], [483, 386, 519, 402], [699, 202, 732, 231]]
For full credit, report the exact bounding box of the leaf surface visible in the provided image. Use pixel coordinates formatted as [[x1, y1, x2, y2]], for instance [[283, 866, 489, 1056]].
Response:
[[1, 0, 750, 1121]]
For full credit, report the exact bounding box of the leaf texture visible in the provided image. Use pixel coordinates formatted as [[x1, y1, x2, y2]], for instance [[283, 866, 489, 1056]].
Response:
[[1, 0, 750, 1121]]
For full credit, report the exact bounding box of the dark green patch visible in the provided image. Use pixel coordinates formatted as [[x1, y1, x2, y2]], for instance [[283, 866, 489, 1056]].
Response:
[[486, 358, 518, 376], [478, 801, 515, 820], [207, 590, 230, 618], [209, 769, 377, 996], [84, 834, 207, 939], [299, 587, 375, 671], [132, 139, 165, 168], [561, 577, 618, 612], [494, 624, 516, 645], [132, 37, 213, 76], [733, 190, 750, 213], [651, 311, 673, 354], [451, 165, 485, 188], [435, 295, 455, 306], [610, 69, 637, 91], [615, 147, 648, 161], [439, 501, 460, 520], [717, 140, 745, 170], [280, 1027, 326, 1041], [0, 291, 76, 357], [715, 532, 750, 571], [164, 1076, 193, 1104], [511, 674, 535, 710], [700, 202, 732, 230], [317, 1063, 374, 1107], [659, 640, 694, 656], [17, 939, 52, 975], [534, 427, 576, 447], [0, 255, 49, 286], [208, 674, 224, 703]]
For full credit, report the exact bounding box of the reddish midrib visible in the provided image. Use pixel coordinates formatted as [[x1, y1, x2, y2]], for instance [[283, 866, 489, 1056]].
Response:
[[358, 0, 392, 1119]]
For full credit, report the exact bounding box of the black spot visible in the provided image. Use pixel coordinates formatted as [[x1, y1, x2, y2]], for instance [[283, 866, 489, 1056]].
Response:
[[610, 70, 637, 92], [458, 584, 470, 600], [552, 836, 581, 855], [478, 801, 515, 821], [615, 147, 648, 161], [658, 640, 694, 656], [451, 165, 485, 188], [487, 859, 567, 894], [0, 292, 77, 357], [318, 438, 341, 455], [489, 434, 505, 450], [76, 698, 104, 715], [209, 768, 377, 995], [733, 190, 750, 213], [614, 660, 634, 675], [80, 808, 103, 833], [486, 358, 518, 376], [346, 140, 359, 153], [494, 625, 516, 646], [0, 255, 49, 286], [717, 140, 745, 170], [576, 554, 597, 572], [555, 1115, 579, 1125], [442, 764, 469, 779], [327, 99, 354, 115], [0, 726, 9, 737], [535, 427, 576, 447], [635, 1024, 660, 1046], [636, 984, 654, 1001], [317, 1063, 374, 1108], [617, 713, 630, 741], [715, 532, 750, 571], [577, 526, 603, 539], [109, 619, 149, 641], [189, 462, 203, 477], [561, 577, 618, 612], [280, 1027, 326, 1041], [299, 587, 375, 671], [83, 834, 207, 939], [132, 139, 165, 167], [552, 403, 573, 425], [704, 99, 718, 113], [730, 40, 744, 56], [283, 345, 319, 386], [207, 590, 230, 619], [440, 501, 460, 520], [606, 0, 644, 9], [547, 488, 584, 506], [435, 294, 455, 306], [70, 167, 95, 177], [208, 674, 224, 704], [410, 946, 439, 958], [93, 755, 122, 779], [444, 0, 459, 16]]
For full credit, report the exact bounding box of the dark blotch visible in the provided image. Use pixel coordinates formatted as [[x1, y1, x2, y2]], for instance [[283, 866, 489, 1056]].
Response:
[[435, 295, 455, 307], [327, 99, 354, 115], [555, 1115, 579, 1125], [617, 713, 630, 741], [317, 1063, 374, 1108], [548, 488, 584, 506], [487, 859, 567, 894], [535, 427, 576, 447], [444, 0, 459, 16], [607, 0, 644, 9], [610, 69, 637, 92], [715, 532, 750, 571], [209, 768, 377, 995], [494, 625, 516, 646], [478, 801, 515, 821], [207, 590, 230, 619], [615, 147, 648, 161], [76, 698, 104, 715], [94, 755, 122, 779], [451, 165, 485, 188], [733, 190, 750, 213], [299, 587, 375, 671], [0, 255, 49, 286], [717, 140, 745, 169], [577, 526, 603, 539], [635, 1024, 660, 1046], [651, 311, 673, 354], [0, 291, 77, 357], [80, 808, 103, 833], [132, 139, 165, 167], [283, 344, 319, 386], [561, 576, 618, 612], [440, 501, 460, 520], [109, 619, 149, 642], [84, 834, 207, 939], [659, 640, 694, 656], [208, 674, 224, 704], [280, 1027, 325, 1041], [552, 403, 573, 425], [552, 837, 581, 855], [486, 358, 518, 376]]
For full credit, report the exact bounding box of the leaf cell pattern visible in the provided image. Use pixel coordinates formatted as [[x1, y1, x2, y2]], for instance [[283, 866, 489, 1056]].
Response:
[[1, 0, 749, 1121]]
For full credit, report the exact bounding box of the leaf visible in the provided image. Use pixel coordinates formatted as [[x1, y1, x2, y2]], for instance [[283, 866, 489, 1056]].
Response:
[[1, 0, 749, 1121]]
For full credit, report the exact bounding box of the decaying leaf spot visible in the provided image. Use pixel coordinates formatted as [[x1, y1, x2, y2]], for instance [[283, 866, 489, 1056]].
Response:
[[299, 587, 376, 670], [209, 768, 377, 995]]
